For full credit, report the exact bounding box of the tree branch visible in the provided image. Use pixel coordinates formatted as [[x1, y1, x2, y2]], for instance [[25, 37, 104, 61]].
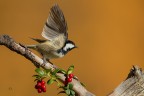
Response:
[[0, 35, 95, 96], [108, 65, 144, 96]]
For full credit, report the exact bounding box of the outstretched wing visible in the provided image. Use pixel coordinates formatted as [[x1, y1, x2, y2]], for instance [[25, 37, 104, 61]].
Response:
[[42, 4, 68, 42]]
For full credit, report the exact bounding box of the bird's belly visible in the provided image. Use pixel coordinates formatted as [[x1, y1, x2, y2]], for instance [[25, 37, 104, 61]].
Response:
[[43, 51, 64, 59], [36, 41, 64, 59]]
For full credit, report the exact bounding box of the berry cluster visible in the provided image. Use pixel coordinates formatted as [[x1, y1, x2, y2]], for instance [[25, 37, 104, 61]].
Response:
[[64, 74, 74, 85], [35, 80, 46, 93]]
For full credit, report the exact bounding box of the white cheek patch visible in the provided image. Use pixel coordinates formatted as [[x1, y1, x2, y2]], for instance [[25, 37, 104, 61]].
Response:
[[63, 43, 74, 51]]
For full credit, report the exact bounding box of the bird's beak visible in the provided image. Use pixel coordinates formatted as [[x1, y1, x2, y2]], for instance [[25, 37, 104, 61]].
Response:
[[75, 46, 78, 48]]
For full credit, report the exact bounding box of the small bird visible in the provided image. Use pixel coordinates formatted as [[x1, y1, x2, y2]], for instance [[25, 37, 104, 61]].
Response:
[[27, 4, 77, 64]]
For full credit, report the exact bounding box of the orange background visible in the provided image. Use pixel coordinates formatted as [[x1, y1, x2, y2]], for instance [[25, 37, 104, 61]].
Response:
[[0, 0, 144, 96]]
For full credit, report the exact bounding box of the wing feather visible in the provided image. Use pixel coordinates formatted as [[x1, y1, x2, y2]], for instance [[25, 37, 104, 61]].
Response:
[[42, 4, 68, 41]]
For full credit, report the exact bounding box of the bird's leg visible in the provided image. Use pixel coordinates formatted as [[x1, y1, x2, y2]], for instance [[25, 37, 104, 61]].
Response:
[[40, 53, 58, 69], [19, 43, 28, 50], [41, 54, 47, 66], [42, 57, 47, 66], [47, 59, 58, 69]]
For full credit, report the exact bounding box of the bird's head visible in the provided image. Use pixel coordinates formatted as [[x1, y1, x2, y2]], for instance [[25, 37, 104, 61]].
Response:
[[63, 40, 77, 54]]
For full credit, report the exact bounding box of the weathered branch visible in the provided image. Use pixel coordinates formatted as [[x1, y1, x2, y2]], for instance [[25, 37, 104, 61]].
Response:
[[0, 35, 95, 96], [108, 65, 144, 96]]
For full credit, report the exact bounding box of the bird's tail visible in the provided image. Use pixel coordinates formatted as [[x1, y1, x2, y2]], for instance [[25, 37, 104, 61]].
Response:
[[26, 45, 37, 50]]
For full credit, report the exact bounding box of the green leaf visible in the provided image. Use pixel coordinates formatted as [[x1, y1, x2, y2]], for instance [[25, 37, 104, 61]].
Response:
[[55, 79, 62, 87], [59, 69, 67, 74], [59, 86, 67, 90], [70, 90, 75, 95], [69, 84, 73, 89], [32, 75, 39, 77], [45, 69, 52, 74], [51, 75, 57, 79], [63, 86, 67, 90], [41, 77, 46, 80], [52, 69, 60, 75], [34, 79, 39, 82], [67, 83, 70, 89], [35, 76, 41, 79], [57, 91, 65, 95], [67, 65, 74, 74], [35, 68, 44, 76], [55, 75, 61, 79], [47, 79, 54, 85], [68, 65, 74, 70], [67, 69, 73, 74], [65, 89, 70, 95]]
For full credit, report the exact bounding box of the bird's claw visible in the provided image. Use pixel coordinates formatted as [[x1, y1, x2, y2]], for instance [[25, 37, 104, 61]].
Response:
[[41, 60, 46, 67], [47, 60, 58, 69], [19, 43, 28, 49]]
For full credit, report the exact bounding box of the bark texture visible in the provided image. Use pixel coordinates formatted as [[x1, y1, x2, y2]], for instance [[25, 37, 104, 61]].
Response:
[[108, 65, 144, 96]]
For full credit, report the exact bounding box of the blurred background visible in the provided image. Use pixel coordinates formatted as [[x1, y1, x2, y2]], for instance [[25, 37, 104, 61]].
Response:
[[0, 0, 144, 96]]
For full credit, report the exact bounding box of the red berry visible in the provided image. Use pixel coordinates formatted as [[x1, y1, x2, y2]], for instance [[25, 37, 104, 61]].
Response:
[[42, 88, 46, 92], [41, 80, 45, 85], [35, 85, 39, 89], [67, 77, 72, 82], [37, 82, 42, 87], [37, 80, 41, 83], [69, 74, 74, 78], [41, 85, 46, 90], [37, 88, 42, 93]]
